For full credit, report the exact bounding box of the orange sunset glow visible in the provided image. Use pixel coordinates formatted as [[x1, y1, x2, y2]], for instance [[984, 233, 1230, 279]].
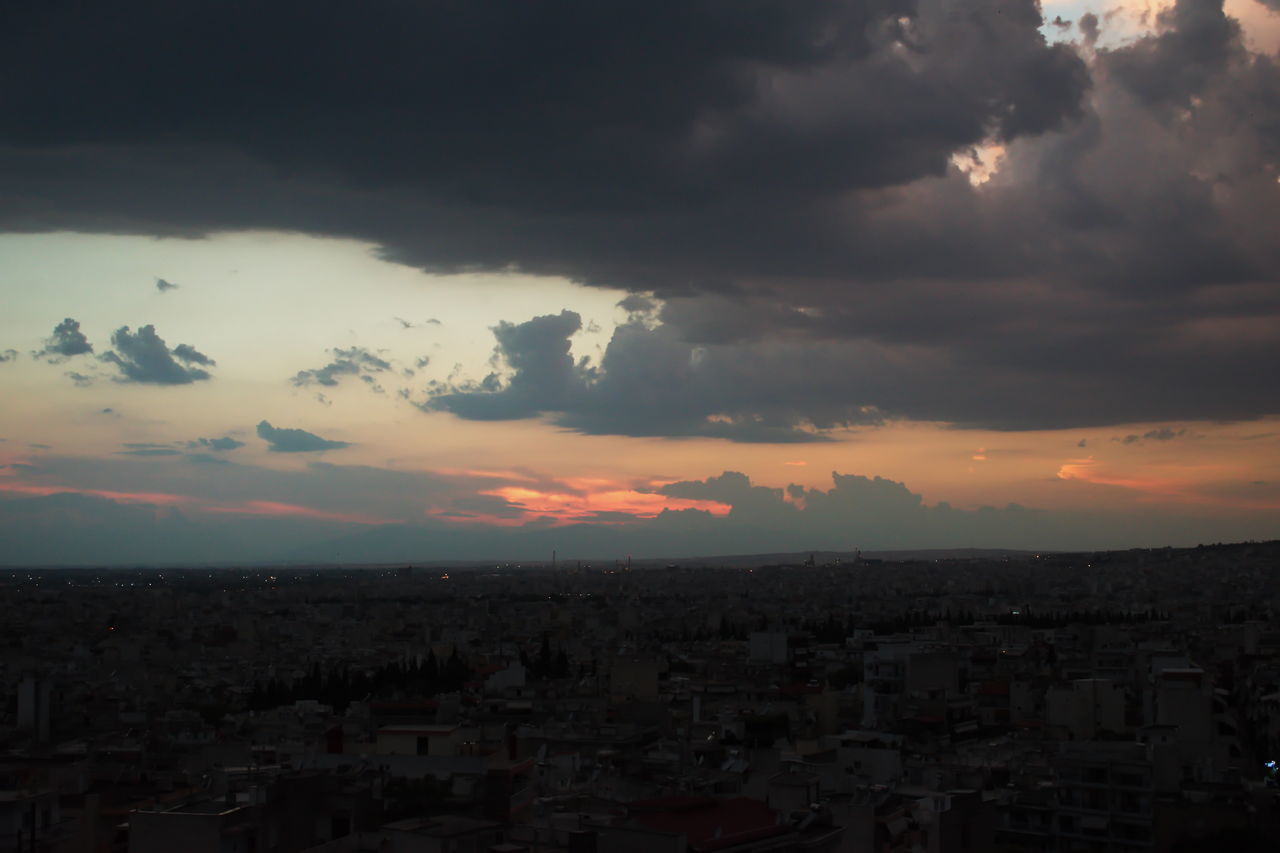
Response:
[[475, 484, 732, 525]]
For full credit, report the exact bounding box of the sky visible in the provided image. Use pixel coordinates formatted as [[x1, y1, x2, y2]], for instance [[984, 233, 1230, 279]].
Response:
[[1, 0, 1278, 565]]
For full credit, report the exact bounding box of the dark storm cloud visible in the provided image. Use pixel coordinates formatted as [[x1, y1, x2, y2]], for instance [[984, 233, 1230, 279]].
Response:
[[1, 0, 1277, 433], [256, 420, 350, 453], [433, 303, 1268, 438], [0, 0, 1088, 289], [155, 277, 179, 292], [100, 325, 214, 384], [36, 318, 93, 361], [0, 1, 1084, 211], [1107, 0, 1242, 109], [291, 346, 392, 388]]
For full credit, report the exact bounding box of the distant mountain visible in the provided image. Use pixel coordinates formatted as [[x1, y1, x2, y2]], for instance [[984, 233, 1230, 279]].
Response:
[[277, 521, 635, 566], [276, 524, 1040, 568]]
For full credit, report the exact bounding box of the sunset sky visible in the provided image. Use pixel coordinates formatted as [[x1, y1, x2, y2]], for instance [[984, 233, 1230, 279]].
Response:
[[2, 0, 1278, 565]]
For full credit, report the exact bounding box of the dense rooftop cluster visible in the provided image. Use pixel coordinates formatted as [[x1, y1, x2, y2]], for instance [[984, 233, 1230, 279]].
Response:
[[3, 541, 1280, 851]]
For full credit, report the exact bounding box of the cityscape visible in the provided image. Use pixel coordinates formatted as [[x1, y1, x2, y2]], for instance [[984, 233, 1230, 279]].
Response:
[[3, 542, 1280, 851]]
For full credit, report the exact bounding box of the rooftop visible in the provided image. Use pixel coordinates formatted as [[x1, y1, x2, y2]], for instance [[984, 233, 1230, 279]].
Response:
[[628, 796, 789, 852]]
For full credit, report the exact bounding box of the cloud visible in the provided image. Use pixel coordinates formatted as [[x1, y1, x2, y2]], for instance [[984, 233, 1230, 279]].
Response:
[[394, 316, 438, 329], [8, 457, 1277, 566], [188, 436, 245, 452], [574, 510, 643, 523], [0, 1, 1088, 232], [256, 420, 350, 453], [36, 318, 93, 361], [100, 325, 215, 384], [0, 453, 464, 551], [0, 349, 17, 363], [443, 494, 529, 520], [1107, 0, 1242, 110], [172, 343, 215, 366], [65, 371, 94, 387], [115, 441, 183, 457], [0, 0, 1277, 433], [1079, 12, 1100, 46], [291, 346, 392, 388], [1117, 427, 1187, 444], [155, 277, 179, 292], [428, 311, 857, 441], [427, 310, 589, 419]]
